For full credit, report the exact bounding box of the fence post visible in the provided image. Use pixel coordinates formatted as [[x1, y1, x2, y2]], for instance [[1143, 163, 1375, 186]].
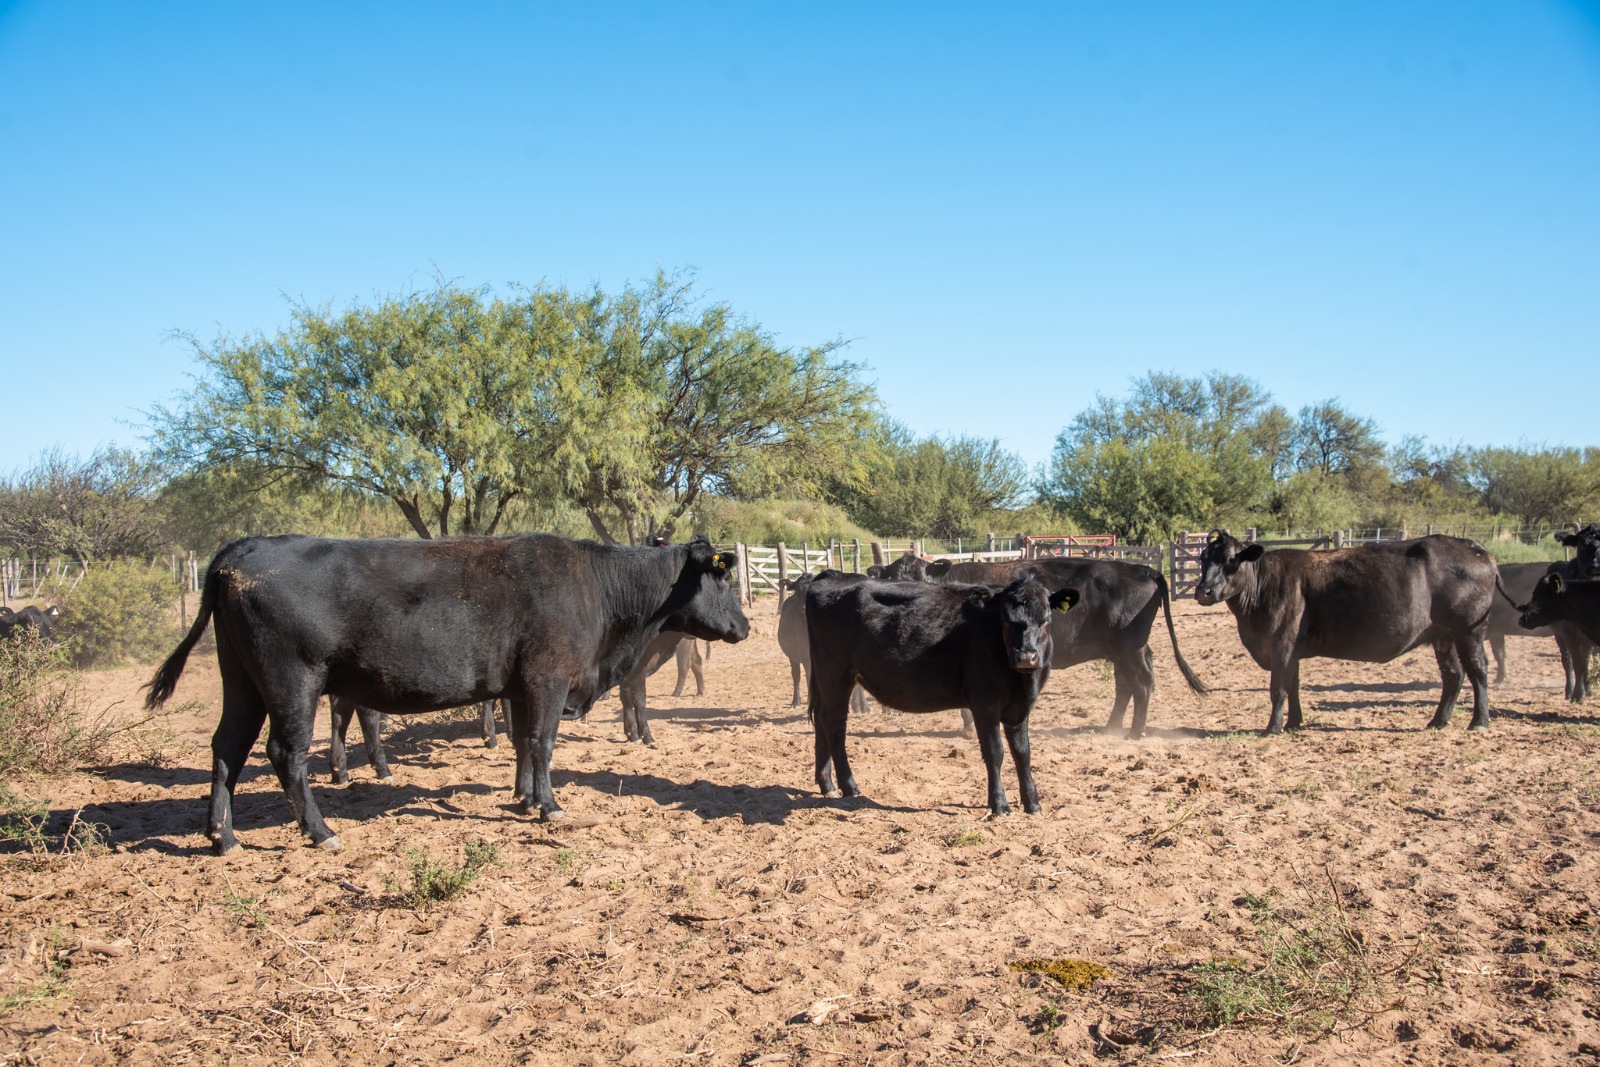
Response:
[[986, 533, 995, 552], [1333, 530, 1345, 550], [776, 542, 789, 606], [736, 542, 751, 607], [852, 539, 861, 573], [870, 542, 885, 567]]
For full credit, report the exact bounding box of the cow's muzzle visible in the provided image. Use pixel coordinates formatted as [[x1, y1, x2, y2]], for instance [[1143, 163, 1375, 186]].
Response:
[[1010, 650, 1042, 672], [1194, 590, 1217, 607]]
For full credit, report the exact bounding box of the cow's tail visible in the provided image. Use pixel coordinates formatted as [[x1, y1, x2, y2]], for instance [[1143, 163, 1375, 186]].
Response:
[[1494, 572, 1522, 612], [144, 556, 221, 708], [1156, 571, 1210, 695]]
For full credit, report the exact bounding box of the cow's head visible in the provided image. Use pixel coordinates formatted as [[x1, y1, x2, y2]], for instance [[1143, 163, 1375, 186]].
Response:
[[973, 577, 1079, 672], [1194, 530, 1265, 607], [1557, 525, 1600, 577], [659, 538, 750, 643], [1519, 572, 1570, 631], [872, 552, 933, 582]]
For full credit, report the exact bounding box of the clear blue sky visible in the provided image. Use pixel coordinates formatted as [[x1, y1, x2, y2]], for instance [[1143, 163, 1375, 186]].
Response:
[[2, 2, 1597, 475]]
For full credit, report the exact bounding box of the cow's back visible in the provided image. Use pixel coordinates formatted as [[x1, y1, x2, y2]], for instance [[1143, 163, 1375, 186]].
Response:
[[1273, 536, 1495, 662]]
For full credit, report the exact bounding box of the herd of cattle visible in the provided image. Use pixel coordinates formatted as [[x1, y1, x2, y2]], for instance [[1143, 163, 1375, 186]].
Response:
[[7, 526, 1598, 854]]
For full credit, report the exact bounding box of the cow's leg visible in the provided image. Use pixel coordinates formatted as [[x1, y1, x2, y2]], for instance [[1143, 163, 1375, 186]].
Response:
[[1284, 661, 1304, 730], [850, 684, 869, 717], [810, 669, 856, 798], [1426, 639, 1464, 729], [960, 708, 976, 738], [971, 711, 1011, 816], [1558, 636, 1578, 701], [1458, 636, 1492, 731], [789, 660, 805, 707], [619, 676, 654, 745], [513, 681, 570, 821], [672, 639, 704, 697], [1104, 661, 1131, 733], [357, 705, 391, 780], [262, 681, 340, 849], [208, 661, 268, 856], [634, 680, 657, 747], [1127, 647, 1156, 740], [327, 696, 353, 785], [1002, 716, 1040, 814], [505, 700, 529, 800], [1264, 666, 1294, 735], [1489, 634, 1508, 685], [481, 700, 499, 748], [1571, 637, 1592, 703]]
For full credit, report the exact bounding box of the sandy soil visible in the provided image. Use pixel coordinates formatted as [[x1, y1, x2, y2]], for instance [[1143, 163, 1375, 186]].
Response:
[[3, 595, 1599, 1066]]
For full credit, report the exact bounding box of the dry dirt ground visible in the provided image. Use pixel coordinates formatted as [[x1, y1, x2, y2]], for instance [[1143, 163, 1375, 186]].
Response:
[[3, 596, 1600, 1066]]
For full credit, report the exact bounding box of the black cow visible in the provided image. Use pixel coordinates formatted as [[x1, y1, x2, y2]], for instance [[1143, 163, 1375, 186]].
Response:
[[777, 573, 868, 715], [144, 534, 748, 854], [327, 634, 701, 776], [805, 572, 1077, 816], [1195, 531, 1497, 733], [1519, 572, 1600, 645], [869, 552, 1206, 739], [1, 604, 61, 643], [1541, 526, 1600, 701], [1484, 560, 1599, 697], [616, 631, 705, 746]]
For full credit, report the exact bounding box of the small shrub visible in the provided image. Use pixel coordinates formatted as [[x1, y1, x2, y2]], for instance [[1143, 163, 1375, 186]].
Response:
[[0, 635, 177, 775], [397, 839, 499, 909], [222, 892, 269, 929], [0, 785, 109, 861], [1190, 874, 1423, 1033], [50, 561, 181, 667], [0, 637, 93, 775]]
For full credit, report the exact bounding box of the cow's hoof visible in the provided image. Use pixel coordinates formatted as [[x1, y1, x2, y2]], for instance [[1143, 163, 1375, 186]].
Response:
[[542, 808, 568, 823], [643, 740, 658, 749], [377, 773, 395, 782], [1424, 719, 1449, 730], [484, 736, 498, 749], [316, 835, 343, 852], [1125, 730, 1145, 741], [1467, 722, 1490, 733], [823, 789, 843, 799]]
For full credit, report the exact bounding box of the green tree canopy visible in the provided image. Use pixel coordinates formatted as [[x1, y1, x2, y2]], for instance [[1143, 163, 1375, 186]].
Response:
[[149, 274, 875, 544], [1471, 445, 1600, 525], [1039, 371, 1287, 542], [834, 425, 1029, 540]]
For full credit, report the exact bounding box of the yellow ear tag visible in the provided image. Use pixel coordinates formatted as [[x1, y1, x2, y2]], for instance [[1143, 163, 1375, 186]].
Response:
[[711, 553, 727, 571], [1055, 602, 1071, 614]]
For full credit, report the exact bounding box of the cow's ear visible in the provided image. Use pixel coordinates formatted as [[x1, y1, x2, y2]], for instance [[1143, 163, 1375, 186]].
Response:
[[1050, 588, 1078, 614], [969, 588, 992, 604], [1237, 544, 1266, 564], [1559, 532, 1580, 546], [865, 565, 885, 578], [926, 560, 953, 579], [1550, 573, 1565, 593]]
